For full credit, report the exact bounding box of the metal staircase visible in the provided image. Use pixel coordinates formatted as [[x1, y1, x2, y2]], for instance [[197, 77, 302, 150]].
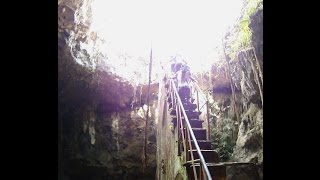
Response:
[[165, 77, 254, 180]]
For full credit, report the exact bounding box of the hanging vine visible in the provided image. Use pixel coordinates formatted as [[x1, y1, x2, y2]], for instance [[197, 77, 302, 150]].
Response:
[[142, 48, 153, 172], [222, 39, 240, 123]]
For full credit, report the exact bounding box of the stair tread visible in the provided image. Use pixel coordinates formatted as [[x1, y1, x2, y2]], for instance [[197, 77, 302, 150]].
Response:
[[213, 162, 255, 166], [186, 111, 201, 114], [186, 162, 226, 167], [190, 140, 211, 142], [170, 110, 200, 115], [186, 128, 207, 140], [185, 163, 226, 180], [186, 150, 220, 164], [188, 149, 217, 152], [189, 119, 203, 121], [191, 128, 206, 130], [187, 162, 253, 167]]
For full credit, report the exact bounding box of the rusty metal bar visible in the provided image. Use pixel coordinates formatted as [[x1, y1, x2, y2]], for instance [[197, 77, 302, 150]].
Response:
[[186, 125, 198, 180], [177, 98, 187, 162], [206, 100, 211, 141], [197, 90, 200, 113]]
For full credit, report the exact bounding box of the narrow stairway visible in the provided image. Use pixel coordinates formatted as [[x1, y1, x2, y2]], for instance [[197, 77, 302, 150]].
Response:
[[166, 82, 227, 180]]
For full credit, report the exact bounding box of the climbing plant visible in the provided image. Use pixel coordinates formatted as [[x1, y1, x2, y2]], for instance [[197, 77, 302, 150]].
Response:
[[228, 0, 263, 60], [211, 118, 236, 161]]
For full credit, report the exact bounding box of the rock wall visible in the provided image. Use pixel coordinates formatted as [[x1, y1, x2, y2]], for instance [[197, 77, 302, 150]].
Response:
[[58, 0, 159, 179], [58, 42, 159, 179], [206, 4, 263, 180], [208, 50, 262, 180], [60, 104, 157, 180], [232, 7, 263, 177]]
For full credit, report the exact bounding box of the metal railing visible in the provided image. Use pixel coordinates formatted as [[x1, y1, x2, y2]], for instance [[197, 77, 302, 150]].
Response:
[[190, 80, 211, 141], [168, 79, 212, 180]]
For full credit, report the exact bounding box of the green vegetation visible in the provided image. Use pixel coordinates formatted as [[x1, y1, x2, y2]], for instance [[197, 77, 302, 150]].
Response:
[[211, 118, 236, 161], [228, 0, 263, 59]]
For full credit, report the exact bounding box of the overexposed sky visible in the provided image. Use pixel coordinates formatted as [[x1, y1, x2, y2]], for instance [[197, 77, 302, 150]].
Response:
[[90, 0, 243, 75]]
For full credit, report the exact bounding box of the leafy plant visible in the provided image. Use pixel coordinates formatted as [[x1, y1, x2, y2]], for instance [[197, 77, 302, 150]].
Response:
[[211, 118, 236, 161], [228, 0, 263, 59]]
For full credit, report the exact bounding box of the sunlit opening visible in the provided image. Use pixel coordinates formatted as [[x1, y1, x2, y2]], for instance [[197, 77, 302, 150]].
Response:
[[89, 0, 243, 84]]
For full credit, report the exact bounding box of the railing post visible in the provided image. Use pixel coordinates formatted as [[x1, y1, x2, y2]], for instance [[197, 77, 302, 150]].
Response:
[[199, 165, 202, 180], [197, 90, 200, 113], [206, 100, 210, 141], [170, 81, 174, 110]]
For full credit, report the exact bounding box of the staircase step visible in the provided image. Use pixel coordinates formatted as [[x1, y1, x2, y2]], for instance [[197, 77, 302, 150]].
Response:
[[182, 128, 206, 140], [169, 109, 200, 115], [190, 140, 212, 149], [180, 99, 190, 104], [187, 150, 220, 163], [186, 111, 201, 119], [189, 119, 203, 128], [182, 103, 197, 110], [171, 118, 203, 129], [170, 109, 200, 116], [186, 163, 226, 180], [189, 128, 207, 140], [170, 109, 177, 115]]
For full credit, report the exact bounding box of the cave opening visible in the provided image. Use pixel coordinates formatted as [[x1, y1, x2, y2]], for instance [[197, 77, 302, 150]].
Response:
[[58, 0, 263, 179]]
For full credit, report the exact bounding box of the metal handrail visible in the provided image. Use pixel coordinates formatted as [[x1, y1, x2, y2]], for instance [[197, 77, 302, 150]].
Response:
[[190, 80, 211, 141], [169, 79, 212, 180], [191, 80, 208, 102]]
